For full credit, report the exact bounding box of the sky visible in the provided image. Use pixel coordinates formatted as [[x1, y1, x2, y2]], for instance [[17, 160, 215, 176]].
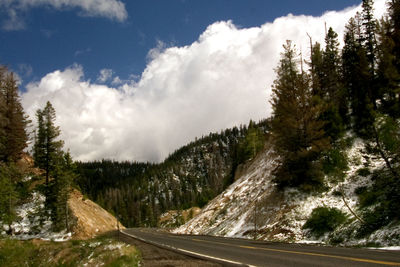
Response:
[[0, 0, 388, 162]]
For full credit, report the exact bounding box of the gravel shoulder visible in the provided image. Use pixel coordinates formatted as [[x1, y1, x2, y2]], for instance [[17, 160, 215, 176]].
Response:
[[118, 231, 222, 267]]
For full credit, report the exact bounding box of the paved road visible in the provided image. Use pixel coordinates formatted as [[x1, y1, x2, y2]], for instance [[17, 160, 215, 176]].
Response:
[[122, 228, 400, 267]]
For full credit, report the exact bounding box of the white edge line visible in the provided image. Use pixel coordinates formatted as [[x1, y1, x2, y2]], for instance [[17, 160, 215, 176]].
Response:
[[121, 230, 256, 267]]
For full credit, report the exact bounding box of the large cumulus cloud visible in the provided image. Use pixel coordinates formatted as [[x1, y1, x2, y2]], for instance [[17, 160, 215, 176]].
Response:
[[21, 0, 386, 162]]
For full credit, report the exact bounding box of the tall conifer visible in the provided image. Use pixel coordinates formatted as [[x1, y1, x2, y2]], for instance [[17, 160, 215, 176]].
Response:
[[0, 70, 29, 162], [321, 28, 346, 140], [343, 17, 374, 137], [271, 41, 330, 190], [0, 66, 7, 159], [376, 17, 400, 117], [33, 101, 63, 184]]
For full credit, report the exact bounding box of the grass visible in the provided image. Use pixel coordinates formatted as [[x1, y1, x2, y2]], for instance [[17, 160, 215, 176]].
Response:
[[0, 233, 141, 267]]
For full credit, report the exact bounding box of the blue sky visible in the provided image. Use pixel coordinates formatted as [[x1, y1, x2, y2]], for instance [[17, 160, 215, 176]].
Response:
[[1, 0, 361, 87], [0, 0, 386, 162]]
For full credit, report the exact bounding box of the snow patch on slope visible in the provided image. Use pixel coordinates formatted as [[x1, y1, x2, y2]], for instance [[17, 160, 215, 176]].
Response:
[[1, 191, 71, 241], [174, 139, 400, 247], [174, 145, 276, 237]]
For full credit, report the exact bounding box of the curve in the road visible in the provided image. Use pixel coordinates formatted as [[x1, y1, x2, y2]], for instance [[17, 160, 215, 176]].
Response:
[[122, 228, 400, 267]]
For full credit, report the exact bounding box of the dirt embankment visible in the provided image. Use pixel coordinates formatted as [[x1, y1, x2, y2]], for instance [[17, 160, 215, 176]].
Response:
[[68, 189, 124, 239]]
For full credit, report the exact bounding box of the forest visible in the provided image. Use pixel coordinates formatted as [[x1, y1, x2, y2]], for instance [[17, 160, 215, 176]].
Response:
[[0, 69, 75, 232], [76, 120, 268, 227], [270, 0, 400, 233]]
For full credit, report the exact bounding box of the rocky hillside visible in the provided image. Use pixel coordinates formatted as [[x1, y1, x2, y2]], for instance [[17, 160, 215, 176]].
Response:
[[174, 138, 400, 247], [69, 189, 123, 239], [1, 186, 123, 241], [0, 155, 123, 241], [76, 120, 269, 227], [174, 142, 277, 238]]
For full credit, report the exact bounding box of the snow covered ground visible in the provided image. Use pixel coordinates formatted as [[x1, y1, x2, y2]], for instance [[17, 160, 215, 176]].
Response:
[[174, 139, 400, 248], [1, 191, 71, 241]]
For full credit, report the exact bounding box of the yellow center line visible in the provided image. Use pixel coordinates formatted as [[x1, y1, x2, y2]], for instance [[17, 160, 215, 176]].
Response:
[[192, 238, 400, 266], [192, 238, 232, 246]]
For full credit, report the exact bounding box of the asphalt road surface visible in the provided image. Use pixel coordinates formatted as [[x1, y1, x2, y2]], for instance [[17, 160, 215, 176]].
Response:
[[122, 228, 400, 267]]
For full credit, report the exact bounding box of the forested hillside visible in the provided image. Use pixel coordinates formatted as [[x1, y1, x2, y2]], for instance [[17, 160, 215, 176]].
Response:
[[268, 0, 400, 235], [176, 0, 400, 244], [75, 120, 268, 227], [1, 66, 87, 237]]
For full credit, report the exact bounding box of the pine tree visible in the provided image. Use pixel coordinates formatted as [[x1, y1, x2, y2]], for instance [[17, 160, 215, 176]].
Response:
[[0, 66, 7, 159], [271, 41, 330, 191], [321, 28, 346, 140], [362, 0, 377, 72], [309, 42, 324, 97], [343, 16, 374, 137], [33, 101, 76, 231], [33, 101, 64, 184], [374, 1, 400, 118], [51, 151, 75, 231], [0, 71, 29, 162], [376, 17, 400, 117], [322, 28, 342, 101], [388, 0, 400, 70], [363, 0, 381, 110], [0, 163, 18, 226]]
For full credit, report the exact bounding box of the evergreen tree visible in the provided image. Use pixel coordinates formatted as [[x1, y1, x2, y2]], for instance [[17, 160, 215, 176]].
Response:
[[321, 28, 346, 140], [33, 109, 46, 170], [342, 16, 374, 137], [51, 151, 75, 231], [309, 42, 324, 97], [376, 17, 400, 117], [322, 28, 342, 101], [271, 41, 330, 191], [362, 0, 380, 109], [0, 163, 19, 226], [362, 0, 377, 72], [33, 101, 64, 184], [0, 66, 7, 158], [0, 71, 29, 162], [237, 121, 265, 162], [33, 101, 73, 231], [388, 0, 400, 70]]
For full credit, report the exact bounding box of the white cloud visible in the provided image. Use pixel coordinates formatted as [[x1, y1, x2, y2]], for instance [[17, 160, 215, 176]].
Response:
[[0, 0, 127, 30], [97, 68, 114, 83], [111, 76, 123, 86], [21, 0, 387, 162], [2, 7, 25, 31]]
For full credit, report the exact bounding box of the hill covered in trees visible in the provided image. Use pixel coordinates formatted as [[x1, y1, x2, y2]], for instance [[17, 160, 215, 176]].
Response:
[[176, 0, 400, 245], [75, 120, 268, 227], [268, 0, 400, 233], [0, 66, 98, 238]]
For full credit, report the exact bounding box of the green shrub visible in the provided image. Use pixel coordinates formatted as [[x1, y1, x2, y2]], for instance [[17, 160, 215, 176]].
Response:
[[356, 168, 371, 177], [303, 207, 347, 237], [322, 148, 348, 181], [356, 169, 400, 236]]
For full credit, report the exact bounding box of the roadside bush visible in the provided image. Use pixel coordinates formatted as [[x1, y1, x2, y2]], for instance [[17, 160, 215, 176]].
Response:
[[356, 169, 400, 236], [303, 207, 347, 237], [322, 148, 348, 181]]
